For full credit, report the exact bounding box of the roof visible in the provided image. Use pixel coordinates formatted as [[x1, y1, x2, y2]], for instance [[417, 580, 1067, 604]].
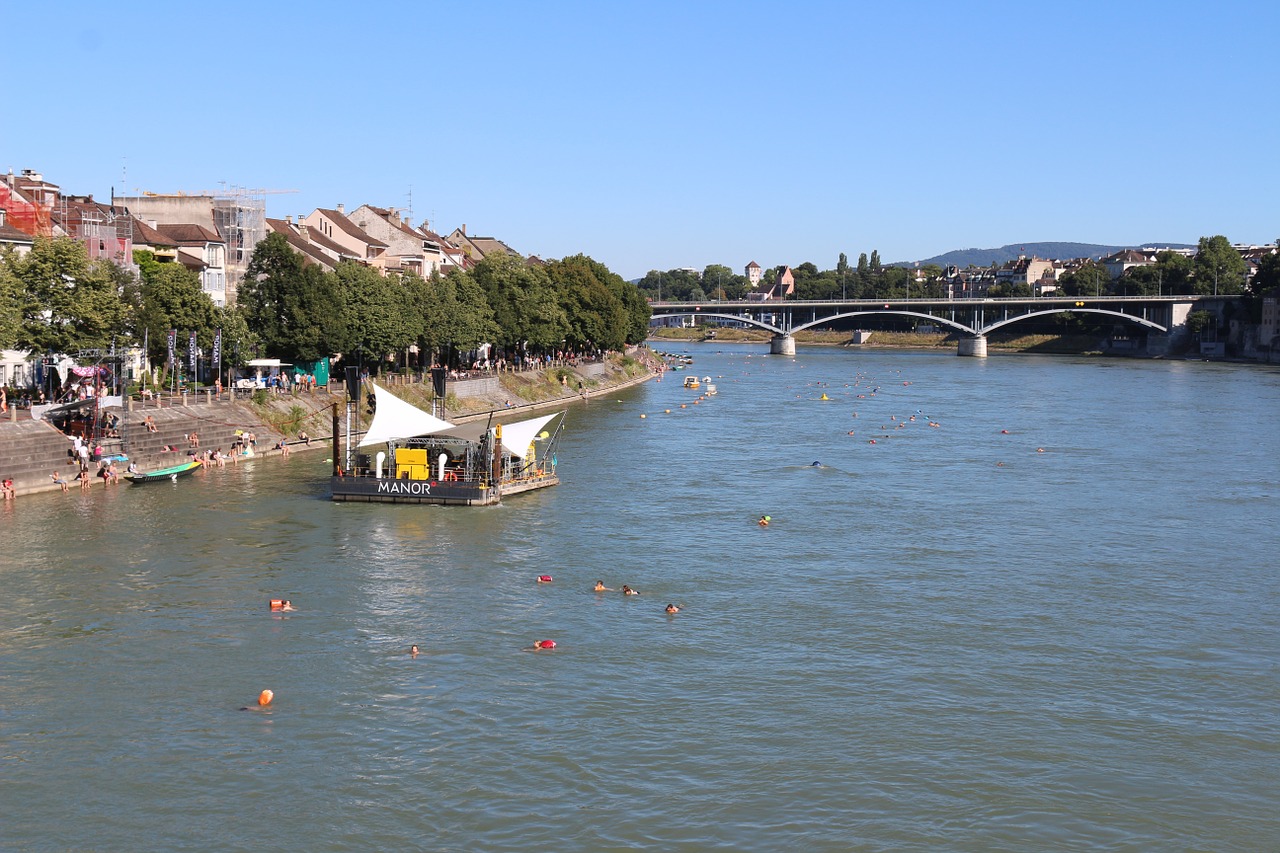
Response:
[[747, 260, 761, 269], [0, 222, 35, 244], [156, 223, 223, 244], [129, 217, 179, 247], [315, 208, 388, 248], [265, 218, 339, 270]]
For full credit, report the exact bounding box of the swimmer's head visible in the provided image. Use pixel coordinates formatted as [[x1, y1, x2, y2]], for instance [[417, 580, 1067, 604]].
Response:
[[410, 645, 419, 655], [258, 690, 274, 706]]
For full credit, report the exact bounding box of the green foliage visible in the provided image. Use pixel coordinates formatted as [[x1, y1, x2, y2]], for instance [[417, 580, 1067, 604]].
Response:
[[1253, 253, 1280, 295], [1058, 261, 1110, 297], [1193, 235, 1248, 295], [1186, 310, 1215, 335], [136, 260, 218, 361], [335, 262, 414, 363], [9, 236, 135, 353], [0, 250, 22, 348], [240, 232, 350, 362]]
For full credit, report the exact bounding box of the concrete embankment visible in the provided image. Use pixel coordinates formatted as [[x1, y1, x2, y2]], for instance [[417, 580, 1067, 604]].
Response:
[[0, 350, 658, 499]]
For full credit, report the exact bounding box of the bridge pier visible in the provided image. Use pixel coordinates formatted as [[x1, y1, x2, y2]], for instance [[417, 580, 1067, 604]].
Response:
[[957, 335, 987, 358], [770, 334, 795, 356]]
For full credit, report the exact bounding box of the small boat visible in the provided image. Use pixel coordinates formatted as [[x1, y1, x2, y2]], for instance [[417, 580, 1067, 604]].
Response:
[[683, 376, 700, 389], [124, 459, 203, 484]]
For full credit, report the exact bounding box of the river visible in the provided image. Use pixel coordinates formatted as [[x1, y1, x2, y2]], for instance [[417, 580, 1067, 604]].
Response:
[[3, 345, 1278, 851]]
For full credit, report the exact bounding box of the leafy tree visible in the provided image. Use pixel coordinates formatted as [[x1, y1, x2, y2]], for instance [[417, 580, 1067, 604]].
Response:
[[837, 252, 849, 276], [240, 232, 349, 362], [473, 253, 567, 349], [1193, 235, 1247, 295], [1058, 261, 1110, 297], [0, 251, 20, 348], [546, 254, 629, 350], [11, 236, 134, 353], [334, 262, 414, 365], [135, 257, 218, 362], [701, 264, 734, 300], [1252, 252, 1280, 295], [869, 250, 882, 275]]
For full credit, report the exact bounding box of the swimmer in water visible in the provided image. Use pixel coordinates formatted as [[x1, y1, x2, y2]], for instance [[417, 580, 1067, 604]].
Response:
[[665, 603, 680, 613], [758, 515, 770, 527], [532, 639, 557, 650], [622, 585, 639, 596], [594, 581, 612, 592], [410, 645, 419, 657]]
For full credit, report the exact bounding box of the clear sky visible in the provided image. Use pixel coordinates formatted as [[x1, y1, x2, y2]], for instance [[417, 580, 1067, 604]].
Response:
[[4, 0, 1277, 279]]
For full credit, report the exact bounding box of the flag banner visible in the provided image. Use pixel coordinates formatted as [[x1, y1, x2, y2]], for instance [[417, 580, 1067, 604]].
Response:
[[188, 331, 198, 373], [167, 329, 176, 366], [212, 328, 222, 366]]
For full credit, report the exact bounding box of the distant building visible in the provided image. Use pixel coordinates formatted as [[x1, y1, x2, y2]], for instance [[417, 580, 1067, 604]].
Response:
[[445, 224, 519, 262], [745, 260, 762, 287], [1101, 249, 1155, 280], [750, 266, 794, 301]]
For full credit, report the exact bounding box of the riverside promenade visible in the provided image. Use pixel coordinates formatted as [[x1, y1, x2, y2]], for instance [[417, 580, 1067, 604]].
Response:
[[0, 350, 659, 499]]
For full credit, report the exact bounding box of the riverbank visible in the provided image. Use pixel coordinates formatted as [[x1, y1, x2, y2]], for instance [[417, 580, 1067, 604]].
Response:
[[0, 347, 659, 499], [648, 326, 1116, 355]]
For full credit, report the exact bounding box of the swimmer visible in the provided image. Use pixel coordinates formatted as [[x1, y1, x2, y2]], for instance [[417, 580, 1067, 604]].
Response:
[[665, 603, 680, 614], [594, 581, 612, 592], [622, 585, 639, 596], [810, 461, 822, 467], [532, 639, 557, 650], [269, 599, 295, 612], [1036, 447, 1045, 453], [536, 574, 553, 583], [410, 645, 420, 657], [758, 515, 770, 527]]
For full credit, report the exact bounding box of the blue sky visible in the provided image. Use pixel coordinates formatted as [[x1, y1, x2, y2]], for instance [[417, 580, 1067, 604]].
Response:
[[5, 0, 1276, 279]]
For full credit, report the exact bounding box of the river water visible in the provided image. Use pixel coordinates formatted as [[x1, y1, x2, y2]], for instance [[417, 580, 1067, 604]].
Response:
[[3, 345, 1279, 851]]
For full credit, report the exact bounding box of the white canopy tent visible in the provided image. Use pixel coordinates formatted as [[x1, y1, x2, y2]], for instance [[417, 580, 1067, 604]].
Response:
[[358, 383, 456, 447], [358, 383, 563, 457]]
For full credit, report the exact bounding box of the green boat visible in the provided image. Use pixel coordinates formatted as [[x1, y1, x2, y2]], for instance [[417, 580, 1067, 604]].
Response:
[[124, 459, 203, 484]]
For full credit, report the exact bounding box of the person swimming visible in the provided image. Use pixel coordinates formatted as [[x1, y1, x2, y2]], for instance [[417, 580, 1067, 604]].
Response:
[[533, 639, 557, 650], [665, 603, 680, 613], [758, 515, 771, 527], [594, 581, 611, 591], [811, 461, 822, 467], [622, 585, 639, 596]]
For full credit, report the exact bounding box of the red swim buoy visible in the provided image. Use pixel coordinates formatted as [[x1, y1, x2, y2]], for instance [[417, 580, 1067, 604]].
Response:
[[1001, 429, 1009, 434], [868, 439, 876, 444], [537, 575, 553, 583], [535, 639, 557, 649]]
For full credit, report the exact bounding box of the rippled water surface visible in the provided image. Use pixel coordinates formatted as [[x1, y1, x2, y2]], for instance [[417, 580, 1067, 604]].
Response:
[[3, 347, 1279, 851]]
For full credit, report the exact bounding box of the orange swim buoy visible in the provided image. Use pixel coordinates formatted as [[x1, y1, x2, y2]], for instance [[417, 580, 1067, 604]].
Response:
[[258, 689, 274, 706]]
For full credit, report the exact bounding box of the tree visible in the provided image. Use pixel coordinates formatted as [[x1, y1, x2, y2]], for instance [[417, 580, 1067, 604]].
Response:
[[837, 252, 849, 276], [1252, 252, 1280, 296], [334, 262, 415, 366], [11, 236, 134, 353], [135, 257, 218, 362], [239, 232, 349, 362], [869, 250, 882, 275], [1193, 235, 1247, 295], [473, 253, 567, 349], [547, 254, 629, 350], [1058, 261, 1110, 297], [701, 264, 734, 299], [0, 251, 20, 348]]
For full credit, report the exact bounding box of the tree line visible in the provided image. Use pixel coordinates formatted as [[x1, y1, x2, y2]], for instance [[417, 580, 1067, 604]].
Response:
[[636, 236, 1280, 305], [0, 233, 652, 378]]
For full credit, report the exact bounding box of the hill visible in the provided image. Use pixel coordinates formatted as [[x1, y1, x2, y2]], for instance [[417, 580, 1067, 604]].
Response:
[[904, 241, 1195, 269]]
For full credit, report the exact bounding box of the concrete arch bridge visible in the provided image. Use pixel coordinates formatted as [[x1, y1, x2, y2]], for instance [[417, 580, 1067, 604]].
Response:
[[649, 295, 1215, 357]]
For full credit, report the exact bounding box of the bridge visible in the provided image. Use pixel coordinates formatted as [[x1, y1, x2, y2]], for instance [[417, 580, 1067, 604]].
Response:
[[649, 294, 1220, 356]]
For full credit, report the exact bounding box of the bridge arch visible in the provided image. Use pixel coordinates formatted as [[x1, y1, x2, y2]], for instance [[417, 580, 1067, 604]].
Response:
[[980, 308, 1167, 336], [790, 310, 977, 337], [648, 312, 785, 335]]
